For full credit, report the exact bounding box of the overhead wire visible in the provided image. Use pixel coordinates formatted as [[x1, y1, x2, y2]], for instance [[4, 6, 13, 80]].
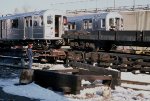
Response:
[[50, 0, 96, 5]]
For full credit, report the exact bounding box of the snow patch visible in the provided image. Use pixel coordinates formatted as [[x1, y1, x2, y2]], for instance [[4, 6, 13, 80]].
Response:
[[0, 78, 68, 101], [121, 72, 150, 83]]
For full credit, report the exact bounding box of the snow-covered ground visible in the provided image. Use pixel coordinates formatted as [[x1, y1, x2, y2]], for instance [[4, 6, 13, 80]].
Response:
[[0, 77, 150, 101], [121, 72, 150, 91], [0, 64, 150, 101], [32, 63, 72, 70], [121, 72, 150, 83]]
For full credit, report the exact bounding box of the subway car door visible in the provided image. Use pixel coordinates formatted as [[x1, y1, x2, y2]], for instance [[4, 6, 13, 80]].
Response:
[[55, 15, 63, 37], [2, 20, 7, 39], [24, 16, 33, 39], [0, 20, 2, 39], [115, 18, 120, 30]]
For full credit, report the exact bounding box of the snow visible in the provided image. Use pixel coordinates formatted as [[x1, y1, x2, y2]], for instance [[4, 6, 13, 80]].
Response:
[[0, 65, 150, 101], [112, 86, 150, 101], [0, 77, 150, 101], [32, 63, 73, 70], [121, 83, 150, 90], [121, 72, 150, 83], [0, 78, 68, 101]]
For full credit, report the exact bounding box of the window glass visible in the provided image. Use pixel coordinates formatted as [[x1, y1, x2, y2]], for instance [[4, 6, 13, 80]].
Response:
[[34, 21, 38, 27], [47, 16, 52, 24], [25, 16, 32, 27], [72, 22, 76, 30], [30, 19, 32, 26], [116, 18, 120, 26], [12, 19, 18, 28], [40, 16, 43, 26], [68, 24, 71, 30], [33, 16, 38, 27], [2, 20, 5, 29], [88, 20, 92, 29], [26, 20, 29, 27], [121, 18, 123, 27], [68, 22, 76, 30], [83, 19, 92, 29], [109, 18, 114, 26], [101, 19, 105, 28], [83, 20, 87, 29]]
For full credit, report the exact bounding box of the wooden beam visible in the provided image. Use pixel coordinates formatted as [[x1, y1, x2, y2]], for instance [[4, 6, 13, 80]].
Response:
[[79, 75, 112, 81], [69, 61, 121, 89], [34, 70, 81, 94], [50, 69, 79, 73]]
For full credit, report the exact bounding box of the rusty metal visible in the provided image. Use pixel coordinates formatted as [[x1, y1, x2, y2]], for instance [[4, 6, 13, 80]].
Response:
[[121, 80, 150, 85], [33, 49, 66, 63], [121, 80, 150, 91], [66, 50, 150, 73]]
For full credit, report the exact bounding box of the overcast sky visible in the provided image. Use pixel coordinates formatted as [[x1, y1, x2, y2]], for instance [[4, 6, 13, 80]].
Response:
[[0, 0, 150, 14]]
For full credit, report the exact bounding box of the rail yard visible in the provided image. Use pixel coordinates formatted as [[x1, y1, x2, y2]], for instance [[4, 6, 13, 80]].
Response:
[[0, 4, 150, 101]]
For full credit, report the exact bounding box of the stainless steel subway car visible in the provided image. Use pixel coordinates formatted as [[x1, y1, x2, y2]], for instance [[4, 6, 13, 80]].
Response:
[[67, 12, 124, 32], [63, 12, 124, 51], [0, 10, 67, 49]]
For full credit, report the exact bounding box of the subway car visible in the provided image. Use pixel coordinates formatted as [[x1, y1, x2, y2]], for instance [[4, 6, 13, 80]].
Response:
[[0, 9, 67, 49]]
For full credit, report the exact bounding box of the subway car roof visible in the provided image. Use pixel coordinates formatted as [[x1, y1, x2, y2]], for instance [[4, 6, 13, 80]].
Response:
[[68, 12, 122, 22], [0, 9, 64, 20]]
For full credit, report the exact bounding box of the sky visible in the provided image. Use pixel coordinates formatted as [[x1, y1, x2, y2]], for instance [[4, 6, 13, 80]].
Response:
[[0, 0, 150, 15]]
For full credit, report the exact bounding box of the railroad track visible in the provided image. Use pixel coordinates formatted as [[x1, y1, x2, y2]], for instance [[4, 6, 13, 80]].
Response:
[[121, 80, 150, 85], [0, 47, 150, 74], [121, 80, 150, 91], [66, 50, 150, 74]]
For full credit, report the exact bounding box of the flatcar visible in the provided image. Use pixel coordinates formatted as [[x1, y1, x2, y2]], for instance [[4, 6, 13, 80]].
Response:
[[0, 9, 67, 49], [63, 12, 124, 51], [63, 11, 150, 51]]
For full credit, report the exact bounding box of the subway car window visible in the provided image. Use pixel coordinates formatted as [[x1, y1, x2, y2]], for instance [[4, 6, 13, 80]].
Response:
[[68, 24, 71, 30], [121, 18, 123, 27], [40, 16, 43, 26], [34, 21, 38, 27], [68, 22, 76, 30], [109, 18, 114, 26], [26, 20, 29, 27], [12, 19, 18, 28], [72, 22, 76, 30], [63, 16, 67, 25], [83, 20, 88, 29], [30, 19, 32, 27], [116, 18, 120, 26], [101, 19, 106, 28], [25, 17, 32, 27], [33, 16, 38, 27], [47, 16, 52, 24], [83, 19, 92, 29], [88, 20, 92, 29], [2, 20, 5, 29]]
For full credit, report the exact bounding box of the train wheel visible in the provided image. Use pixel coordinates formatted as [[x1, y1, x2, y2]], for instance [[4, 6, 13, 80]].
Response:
[[103, 42, 112, 52], [70, 42, 74, 47], [89, 43, 95, 50], [42, 45, 49, 50], [85, 42, 90, 48], [103, 43, 112, 52]]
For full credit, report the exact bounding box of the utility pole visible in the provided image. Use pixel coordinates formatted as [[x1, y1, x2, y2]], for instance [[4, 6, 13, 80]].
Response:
[[114, 0, 116, 9], [96, 0, 98, 12], [133, 0, 135, 9]]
